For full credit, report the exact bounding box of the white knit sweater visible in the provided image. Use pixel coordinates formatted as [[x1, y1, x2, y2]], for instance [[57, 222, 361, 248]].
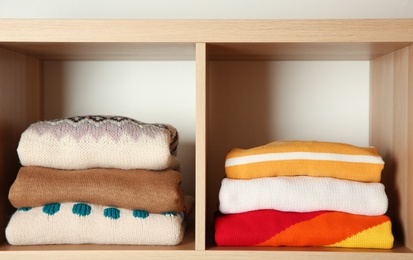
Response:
[[6, 196, 194, 245], [219, 176, 388, 216]]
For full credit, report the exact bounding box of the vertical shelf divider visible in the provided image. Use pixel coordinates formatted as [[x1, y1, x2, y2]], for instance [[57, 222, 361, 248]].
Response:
[[370, 44, 413, 250], [195, 42, 207, 251], [0, 47, 42, 243]]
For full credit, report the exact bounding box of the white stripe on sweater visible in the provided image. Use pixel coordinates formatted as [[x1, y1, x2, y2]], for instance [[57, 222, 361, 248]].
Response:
[[225, 152, 384, 167]]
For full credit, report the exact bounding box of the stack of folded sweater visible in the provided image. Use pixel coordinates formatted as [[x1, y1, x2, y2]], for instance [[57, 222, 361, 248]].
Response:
[[215, 140, 394, 249], [6, 115, 194, 246]]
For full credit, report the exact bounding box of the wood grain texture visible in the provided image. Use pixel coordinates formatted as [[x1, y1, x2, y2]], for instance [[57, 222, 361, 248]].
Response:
[[0, 19, 413, 43], [370, 45, 413, 251], [207, 43, 411, 61], [195, 43, 207, 250], [0, 242, 411, 260], [0, 19, 412, 61], [408, 45, 413, 252], [0, 42, 195, 60], [0, 47, 42, 244]]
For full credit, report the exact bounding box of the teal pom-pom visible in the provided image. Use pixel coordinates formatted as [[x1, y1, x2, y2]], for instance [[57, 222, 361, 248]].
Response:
[[104, 207, 120, 219], [17, 207, 32, 212], [133, 210, 149, 219], [162, 211, 177, 216], [42, 203, 61, 215], [72, 203, 91, 216]]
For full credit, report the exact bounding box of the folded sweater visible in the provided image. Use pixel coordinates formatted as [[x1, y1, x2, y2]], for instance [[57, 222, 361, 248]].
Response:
[[6, 196, 194, 246], [17, 115, 179, 170], [9, 166, 184, 213], [219, 176, 388, 216], [225, 140, 384, 182], [215, 210, 393, 249]]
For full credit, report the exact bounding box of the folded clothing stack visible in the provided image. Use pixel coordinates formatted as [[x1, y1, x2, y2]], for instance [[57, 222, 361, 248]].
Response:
[[215, 140, 394, 249], [6, 115, 194, 246]]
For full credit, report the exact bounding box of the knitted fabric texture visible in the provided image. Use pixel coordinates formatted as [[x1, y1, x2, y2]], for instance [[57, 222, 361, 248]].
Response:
[[9, 166, 184, 213], [225, 140, 384, 182], [17, 115, 179, 170], [219, 176, 388, 216], [214, 210, 393, 249], [6, 196, 194, 246]]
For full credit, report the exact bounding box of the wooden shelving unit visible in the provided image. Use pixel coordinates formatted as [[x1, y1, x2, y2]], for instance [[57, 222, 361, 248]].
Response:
[[0, 19, 412, 259]]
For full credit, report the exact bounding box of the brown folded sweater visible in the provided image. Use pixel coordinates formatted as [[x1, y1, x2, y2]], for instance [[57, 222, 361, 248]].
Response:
[[9, 166, 184, 213]]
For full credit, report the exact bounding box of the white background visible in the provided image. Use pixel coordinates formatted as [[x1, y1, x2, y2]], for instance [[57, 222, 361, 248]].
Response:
[[1, 0, 412, 196], [1, 0, 413, 19]]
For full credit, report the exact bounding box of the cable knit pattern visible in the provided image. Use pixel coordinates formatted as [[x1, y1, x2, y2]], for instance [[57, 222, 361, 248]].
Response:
[[219, 176, 388, 216], [225, 140, 384, 182], [17, 115, 179, 170], [9, 166, 184, 213], [215, 210, 393, 249], [6, 196, 194, 246]]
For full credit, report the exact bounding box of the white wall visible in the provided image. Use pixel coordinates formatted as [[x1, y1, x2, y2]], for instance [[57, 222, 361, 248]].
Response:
[[208, 61, 370, 146], [1, 0, 413, 19], [43, 60, 196, 196]]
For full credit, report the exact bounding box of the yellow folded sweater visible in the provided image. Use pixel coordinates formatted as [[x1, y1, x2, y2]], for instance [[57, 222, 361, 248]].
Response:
[[225, 140, 384, 182]]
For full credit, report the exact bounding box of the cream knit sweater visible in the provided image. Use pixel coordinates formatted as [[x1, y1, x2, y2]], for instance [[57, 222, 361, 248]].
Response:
[[6, 196, 194, 245], [17, 115, 179, 170]]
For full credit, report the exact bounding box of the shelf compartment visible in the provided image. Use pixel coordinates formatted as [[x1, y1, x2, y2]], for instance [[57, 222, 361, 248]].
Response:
[[205, 42, 413, 254], [0, 41, 197, 254]]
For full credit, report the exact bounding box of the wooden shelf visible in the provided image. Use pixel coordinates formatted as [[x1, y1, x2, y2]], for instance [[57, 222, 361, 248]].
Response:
[[207, 42, 412, 60], [0, 42, 195, 60], [0, 19, 412, 259], [0, 19, 412, 43]]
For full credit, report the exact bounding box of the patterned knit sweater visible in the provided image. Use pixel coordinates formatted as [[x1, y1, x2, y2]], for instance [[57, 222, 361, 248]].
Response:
[[17, 115, 179, 170], [6, 196, 194, 246], [215, 209, 393, 249]]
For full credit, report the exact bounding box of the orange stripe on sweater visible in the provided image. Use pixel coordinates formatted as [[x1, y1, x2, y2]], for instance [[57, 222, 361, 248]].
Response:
[[258, 212, 390, 247], [226, 141, 381, 158], [226, 160, 382, 182]]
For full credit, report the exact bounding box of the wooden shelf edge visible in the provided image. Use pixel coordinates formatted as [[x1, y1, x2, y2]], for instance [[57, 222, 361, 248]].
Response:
[[207, 242, 412, 254], [1, 19, 413, 43], [1, 238, 411, 256], [0, 247, 411, 260]]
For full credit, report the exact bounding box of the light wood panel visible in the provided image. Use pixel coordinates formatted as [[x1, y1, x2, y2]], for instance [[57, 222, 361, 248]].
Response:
[[0, 19, 413, 43], [0, 47, 42, 244], [0, 43, 195, 60], [2, 42, 411, 61], [195, 43, 207, 250], [408, 44, 413, 252], [207, 43, 411, 61], [370, 45, 413, 250], [0, 243, 411, 260]]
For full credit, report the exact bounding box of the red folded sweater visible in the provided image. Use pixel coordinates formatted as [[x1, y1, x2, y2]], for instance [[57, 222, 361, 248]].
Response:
[[215, 210, 393, 249]]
